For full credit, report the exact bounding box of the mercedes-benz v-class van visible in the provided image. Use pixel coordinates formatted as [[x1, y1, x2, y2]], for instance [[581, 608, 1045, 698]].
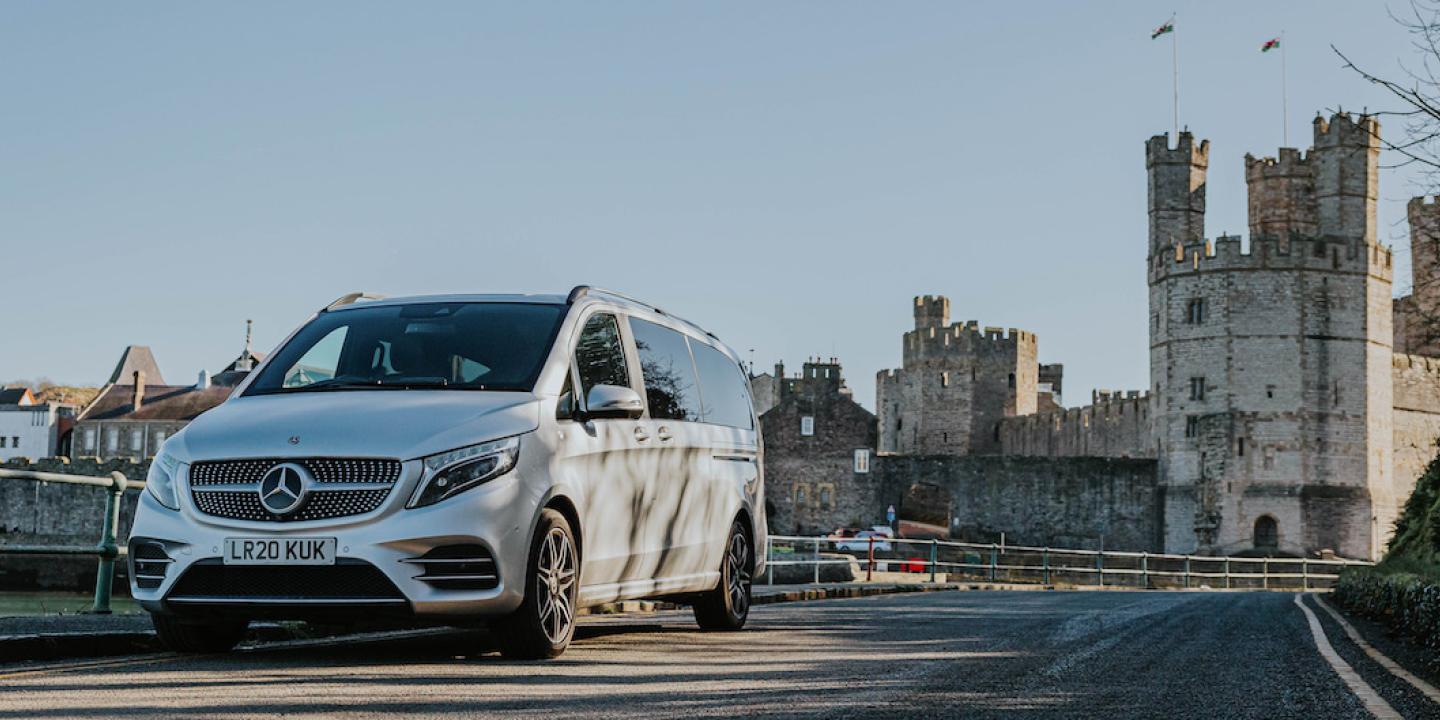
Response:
[[128, 287, 765, 659]]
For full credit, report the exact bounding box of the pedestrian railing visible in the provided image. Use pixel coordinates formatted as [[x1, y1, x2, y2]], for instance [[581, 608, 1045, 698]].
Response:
[[763, 534, 1372, 591], [0, 468, 141, 613]]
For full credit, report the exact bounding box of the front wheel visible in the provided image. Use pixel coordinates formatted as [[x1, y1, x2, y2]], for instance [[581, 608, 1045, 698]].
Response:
[[693, 521, 752, 631], [151, 614, 248, 653], [493, 509, 579, 659]]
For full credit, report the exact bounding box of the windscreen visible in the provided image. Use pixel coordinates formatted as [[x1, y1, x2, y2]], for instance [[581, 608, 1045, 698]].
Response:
[[246, 302, 566, 395]]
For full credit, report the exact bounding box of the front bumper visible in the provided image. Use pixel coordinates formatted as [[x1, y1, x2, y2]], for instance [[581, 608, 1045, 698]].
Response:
[[128, 464, 537, 620]]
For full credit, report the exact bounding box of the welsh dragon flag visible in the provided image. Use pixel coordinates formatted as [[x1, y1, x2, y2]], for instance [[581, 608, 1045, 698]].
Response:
[[1152, 19, 1174, 39], [1261, 37, 1280, 52]]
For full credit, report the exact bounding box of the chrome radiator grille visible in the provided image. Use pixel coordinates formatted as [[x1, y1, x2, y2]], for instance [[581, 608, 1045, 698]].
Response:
[[189, 458, 401, 522]]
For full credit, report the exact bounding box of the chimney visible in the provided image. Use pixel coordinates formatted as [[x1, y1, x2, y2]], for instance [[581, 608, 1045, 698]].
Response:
[[132, 370, 145, 411], [196, 369, 211, 390]]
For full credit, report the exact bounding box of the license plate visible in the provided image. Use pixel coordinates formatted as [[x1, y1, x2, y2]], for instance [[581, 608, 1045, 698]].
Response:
[[223, 537, 337, 565]]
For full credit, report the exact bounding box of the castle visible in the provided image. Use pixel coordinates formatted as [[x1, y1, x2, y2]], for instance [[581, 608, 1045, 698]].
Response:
[[759, 111, 1440, 561], [878, 111, 1440, 560]]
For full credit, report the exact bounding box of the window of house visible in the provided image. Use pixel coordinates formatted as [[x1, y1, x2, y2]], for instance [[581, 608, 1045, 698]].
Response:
[[800, 416, 815, 436], [1189, 377, 1205, 401], [1186, 298, 1206, 324], [1237, 437, 1246, 457], [10, 436, 17, 448], [106, 431, 118, 453], [1184, 415, 1200, 438], [795, 484, 808, 506], [819, 486, 833, 510], [84, 429, 96, 450], [854, 449, 871, 474], [131, 429, 143, 449], [0, 437, 7, 448], [155, 430, 167, 447], [1266, 385, 1275, 399], [1008, 373, 1016, 389], [630, 318, 703, 422]]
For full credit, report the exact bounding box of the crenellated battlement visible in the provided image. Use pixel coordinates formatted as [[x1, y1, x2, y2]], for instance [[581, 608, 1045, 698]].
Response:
[[1244, 147, 1310, 178], [1145, 131, 1210, 167], [1150, 233, 1392, 282], [913, 295, 951, 329], [1313, 112, 1379, 149], [901, 319, 1036, 366]]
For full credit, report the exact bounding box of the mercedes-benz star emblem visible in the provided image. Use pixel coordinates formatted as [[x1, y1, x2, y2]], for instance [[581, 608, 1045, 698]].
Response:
[[288, 436, 300, 445], [258, 463, 311, 516]]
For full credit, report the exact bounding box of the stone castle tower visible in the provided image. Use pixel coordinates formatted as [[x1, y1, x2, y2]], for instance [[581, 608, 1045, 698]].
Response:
[[876, 296, 1037, 455], [1147, 113, 1396, 558]]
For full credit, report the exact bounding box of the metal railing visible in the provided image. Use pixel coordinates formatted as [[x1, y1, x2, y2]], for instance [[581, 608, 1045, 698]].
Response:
[[0, 468, 143, 613], [763, 534, 1373, 591]]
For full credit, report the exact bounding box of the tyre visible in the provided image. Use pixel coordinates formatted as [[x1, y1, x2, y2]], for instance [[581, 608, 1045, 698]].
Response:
[[151, 614, 248, 653], [693, 520, 752, 631], [494, 508, 579, 659]]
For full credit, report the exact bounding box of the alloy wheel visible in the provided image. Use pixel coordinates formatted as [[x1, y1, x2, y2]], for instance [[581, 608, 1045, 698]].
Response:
[[536, 526, 577, 644]]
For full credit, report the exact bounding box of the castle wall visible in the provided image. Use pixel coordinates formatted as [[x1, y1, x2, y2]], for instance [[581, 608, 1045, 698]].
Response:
[[998, 391, 1154, 459], [1393, 354, 1440, 514], [877, 456, 1162, 551]]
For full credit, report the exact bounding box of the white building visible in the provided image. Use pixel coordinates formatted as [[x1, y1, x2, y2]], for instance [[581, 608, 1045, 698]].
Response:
[[0, 388, 73, 460]]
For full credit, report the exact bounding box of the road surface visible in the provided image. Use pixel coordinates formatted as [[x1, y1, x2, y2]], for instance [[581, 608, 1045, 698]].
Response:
[[2, 590, 1436, 719]]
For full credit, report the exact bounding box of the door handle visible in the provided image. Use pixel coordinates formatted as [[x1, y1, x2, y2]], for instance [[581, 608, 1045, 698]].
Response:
[[657, 426, 672, 442], [634, 426, 650, 442]]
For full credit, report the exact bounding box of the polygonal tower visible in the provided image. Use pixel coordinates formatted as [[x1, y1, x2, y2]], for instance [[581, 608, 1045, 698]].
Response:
[[1147, 113, 1394, 560], [876, 296, 1037, 456]]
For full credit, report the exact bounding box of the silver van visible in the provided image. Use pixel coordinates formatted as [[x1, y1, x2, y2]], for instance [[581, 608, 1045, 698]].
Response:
[[128, 287, 765, 659]]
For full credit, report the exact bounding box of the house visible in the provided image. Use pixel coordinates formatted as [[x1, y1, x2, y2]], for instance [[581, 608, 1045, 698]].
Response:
[[71, 329, 260, 460], [0, 387, 76, 460]]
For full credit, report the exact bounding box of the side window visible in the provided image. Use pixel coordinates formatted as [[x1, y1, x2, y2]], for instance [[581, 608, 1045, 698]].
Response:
[[692, 341, 754, 429], [629, 318, 703, 421], [574, 313, 629, 400]]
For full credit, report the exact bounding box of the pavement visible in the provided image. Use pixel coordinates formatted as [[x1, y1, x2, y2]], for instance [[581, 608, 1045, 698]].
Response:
[[3, 590, 1439, 719]]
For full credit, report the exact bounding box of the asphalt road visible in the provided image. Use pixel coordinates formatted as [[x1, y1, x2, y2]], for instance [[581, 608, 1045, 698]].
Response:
[[1, 591, 1435, 719]]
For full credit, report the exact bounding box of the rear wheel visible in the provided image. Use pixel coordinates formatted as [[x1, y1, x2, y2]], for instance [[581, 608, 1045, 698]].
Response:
[[151, 614, 248, 653], [693, 521, 752, 631], [493, 509, 579, 659]]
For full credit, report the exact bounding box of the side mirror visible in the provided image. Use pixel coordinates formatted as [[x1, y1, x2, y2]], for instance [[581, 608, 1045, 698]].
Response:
[[584, 384, 645, 420]]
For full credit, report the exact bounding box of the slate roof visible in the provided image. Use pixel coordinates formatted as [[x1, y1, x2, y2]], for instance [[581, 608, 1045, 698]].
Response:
[[79, 384, 231, 422], [0, 387, 34, 405], [107, 346, 167, 386]]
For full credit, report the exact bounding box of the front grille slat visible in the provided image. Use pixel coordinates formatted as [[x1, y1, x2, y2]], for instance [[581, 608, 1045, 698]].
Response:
[[190, 458, 401, 522], [168, 559, 404, 601]]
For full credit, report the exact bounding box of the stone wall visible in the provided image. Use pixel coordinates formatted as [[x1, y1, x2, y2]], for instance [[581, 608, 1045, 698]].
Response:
[[1394, 354, 1440, 511], [876, 455, 1162, 552], [0, 457, 150, 590], [998, 390, 1154, 459]]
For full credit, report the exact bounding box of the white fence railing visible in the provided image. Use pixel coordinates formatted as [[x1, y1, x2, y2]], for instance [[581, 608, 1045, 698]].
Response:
[[762, 534, 1372, 591]]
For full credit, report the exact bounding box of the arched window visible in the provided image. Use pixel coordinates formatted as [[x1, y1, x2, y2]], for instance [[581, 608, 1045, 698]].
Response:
[[1254, 515, 1279, 551]]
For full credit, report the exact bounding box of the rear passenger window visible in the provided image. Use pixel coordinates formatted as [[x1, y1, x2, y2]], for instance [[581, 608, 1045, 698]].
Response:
[[574, 313, 629, 400], [692, 341, 754, 429], [629, 318, 703, 421]]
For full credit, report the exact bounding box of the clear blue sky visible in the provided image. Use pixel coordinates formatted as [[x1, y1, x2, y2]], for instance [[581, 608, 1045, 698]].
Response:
[[0, 2, 1425, 408]]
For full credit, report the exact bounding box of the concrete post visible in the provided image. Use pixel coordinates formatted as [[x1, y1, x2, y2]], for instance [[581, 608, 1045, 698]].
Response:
[[989, 544, 998, 582], [89, 471, 128, 614], [1042, 547, 1050, 585], [929, 540, 938, 583]]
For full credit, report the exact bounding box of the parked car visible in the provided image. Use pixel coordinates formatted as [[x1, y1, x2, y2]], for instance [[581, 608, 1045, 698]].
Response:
[[128, 287, 766, 659], [834, 530, 893, 553]]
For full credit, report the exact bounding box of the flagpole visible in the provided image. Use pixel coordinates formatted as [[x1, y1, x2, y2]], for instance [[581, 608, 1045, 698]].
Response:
[[1280, 30, 1288, 146], [1172, 13, 1180, 138]]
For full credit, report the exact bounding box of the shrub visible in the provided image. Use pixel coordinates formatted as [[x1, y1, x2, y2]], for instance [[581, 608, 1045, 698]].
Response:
[[1333, 568, 1440, 663]]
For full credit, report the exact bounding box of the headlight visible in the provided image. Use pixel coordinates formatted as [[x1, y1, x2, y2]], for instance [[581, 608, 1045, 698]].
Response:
[[145, 450, 183, 511], [409, 436, 520, 508]]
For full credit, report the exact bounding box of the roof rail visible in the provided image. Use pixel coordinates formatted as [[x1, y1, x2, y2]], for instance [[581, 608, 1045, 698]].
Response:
[[566, 285, 591, 304], [574, 286, 669, 315], [322, 292, 387, 312]]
